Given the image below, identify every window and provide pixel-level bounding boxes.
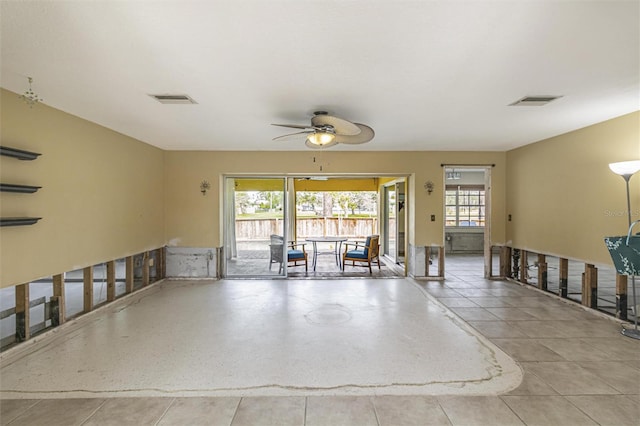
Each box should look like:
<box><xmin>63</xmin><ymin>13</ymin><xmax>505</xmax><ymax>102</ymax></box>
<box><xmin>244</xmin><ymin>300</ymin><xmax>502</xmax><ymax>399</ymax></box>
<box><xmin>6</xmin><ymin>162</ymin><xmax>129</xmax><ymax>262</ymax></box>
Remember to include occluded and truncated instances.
<box><xmin>445</xmin><ymin>185</ymin><xmax>485</xmax><ymax>227</ymax></box>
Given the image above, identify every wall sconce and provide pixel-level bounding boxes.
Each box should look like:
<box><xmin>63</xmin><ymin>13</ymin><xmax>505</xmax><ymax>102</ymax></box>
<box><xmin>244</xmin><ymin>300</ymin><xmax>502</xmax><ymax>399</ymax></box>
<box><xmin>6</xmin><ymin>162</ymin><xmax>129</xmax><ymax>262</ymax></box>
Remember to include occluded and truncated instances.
<box><xmin>200</xmin><ymin>180</ymin><xmax>211</xmax><ymax>195</ymax></box>
<box><xmin>424</xmin><ymin>181</ymin><xmax>434</xmax><ymax>195</ymax></box>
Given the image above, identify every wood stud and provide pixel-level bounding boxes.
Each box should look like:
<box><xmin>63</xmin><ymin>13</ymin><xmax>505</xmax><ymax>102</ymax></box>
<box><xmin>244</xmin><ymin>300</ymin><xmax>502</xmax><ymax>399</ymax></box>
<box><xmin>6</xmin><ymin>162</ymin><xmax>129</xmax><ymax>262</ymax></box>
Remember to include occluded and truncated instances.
<box><xmin>125</xmin><ymin>256</ymin><xmax>134</xmax><ymax>294</ymax></box>
<box><xmin>559</xmin><ymin>258</ymin><xmax>569</xmax><ymax>298</ymax></box>
<box><xmin>519</xmin><ymin>250</ymin><xmax>528</xmax><ymax>284</ymax></box>
<box><xmin>106</xmin><ymin>260</ymin><xmax>116</xmax><ymax>302</ymax></box>
<box><xmin>142</xmin><ymin>252</ymin><xmax>150</xmax><ymax>287</ymax></box>
<box><xmin>52</xmin><ymin>274</ymin><xmax>66</xmax><ymax>325</ymax></box>
<box><xmin>537</xmin><ymin>254</ymin><xmax>547</xmax><ymax>291</ymax></box>
<box><xmin>438</xmin><ymin>246</ymin><xmax>445</xmax><ymax>278</ymax></box>
<box><xmin>83</xmin><ymin>266</ymin><xmax>93</xmax><ymax>313</ymax></box>
<box><xmin>424</xmin><ymin>246</ymin><xmax>445</xmax><ymax>278</ymax></box>
<box><xmin>15</xmin><ymin>283</ymin><xmax>30</xmax><ymax>342</ymax></box>
<box><xmin>616</xmin><ymin>274</ymin><xmax>628</xmax><ymax>320</ymax></box>
<box><xmin>582</xmin><ymin>264</ymin><xmax>598</xmax><ymax>309</ymax></box>
<box><xmin>500</xmin><ymin>246</ymin><xmax>511</xmax><ymax>279</ymax></box>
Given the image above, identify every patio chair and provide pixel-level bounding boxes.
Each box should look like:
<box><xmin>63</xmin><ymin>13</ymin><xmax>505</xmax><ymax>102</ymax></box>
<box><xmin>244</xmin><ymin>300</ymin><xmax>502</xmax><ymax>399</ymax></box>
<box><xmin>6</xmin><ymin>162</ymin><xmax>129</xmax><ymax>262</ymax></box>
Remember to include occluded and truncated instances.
<box><xmin>269</xmin><ymin>234</ymin><xmax>284</xmax><ymax>272</ymax></box>
<box><xmin>287</xmin><ymin>241</ymin><xmax>308</xmax><ymax>272</ymax></box>
<box><xmin>269</xmin><ymin>235</ymin><xmax>308</xmax><ymax>273</ymax></box>
<box><xmin>342</xmin><ymin>235</ymin><xmax>380</xmax><ymax>273</ymax></box>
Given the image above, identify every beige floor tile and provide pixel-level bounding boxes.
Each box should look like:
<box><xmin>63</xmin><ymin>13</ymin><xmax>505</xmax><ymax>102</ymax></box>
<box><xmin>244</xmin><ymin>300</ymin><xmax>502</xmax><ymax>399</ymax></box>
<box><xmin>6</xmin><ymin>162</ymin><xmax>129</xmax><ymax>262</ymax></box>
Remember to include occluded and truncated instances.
<box><xmin>467</xmin><ymin>321</ymin><xmax>529</xmax><ymax>338</ymax></box>
<box><xmin>557</xmin><ymin>320</ymin><xmax>622</xmax><ymax>337</ymax></box>
<box><xmin>437</xmin><ymin>396</ymin><xmax>524</xmax><ymax>426</ymax></box>
<box><xmin>449</xmin><ymin>307</ymin><xmax>501</xmax><ymax>321</ymax></box>
<box><xmin>485</xmin><ymin>288</ymin><xmax>529</xmax><ymax>298</ymax></box>
<box><xmin>501</xmin><ymin>297</ymin><xmax>553</xmax><ymax>308</ymax></box>
<box><xmin>504</xmin><ymin>372</ymin><xmax>559</xmax><ymax>396</ymax></box>
<box><xmin>158</xmin><ymin>397</ymin><xmax>240</xmax><ymax>426</ymax></box>
<box><xmin>231</xmin><ymin>396</ymin><xmax>304</xmax><ymax>426</ymax></box>
<box><xmin>7</xmin><ymin>398</ymin><xmax>105</xmax><ymax>426</ymax></box>
<box><xmin>624</xmin><ymin>358</ymin><xmax>640</xmax><ymax>370</ymax></box>
<box><xmin>305</xmin><ymin>396</ymin><xmax>377</xmax><ymax>426</ymax></box>
<box><xmin>521</xmin><ymin>362</ymin><xmax>620</xmax><ymax>395</ymax></box>
<box><xmin>0</xmin><ymin>399</ymin><xmax>40</xmax><ymax>426</ymax></box>
<box><xmin>536</xmin><ymin>338</ymin><xmax>611</xmax><ymax>361</ymax></box>
<box><xmin>580</xmin><ymin>337</ymin><xmax>640</xmax><ymax>360</ymax></box>
<box><xmin>519</xmin><ymin>306</ymin><xmax>582</xmax><ymax>320</ymax></box>
<box><xmin>451</xmin><ymin>289</ymin><xmax>494</xmax><ymax>298</ymax></box>
<box><xmin>500</xmin><ymin>284</ymin><xmax>539</xmax><ymax>295</ymax></box>
<box><xmin>373</xmin><ymin>395</ymin><xmax>451</xmax><ymax>426</ymax></box>
<box><xmin>466</xmin><ymin>297</ymin><xmax>515</xmax><ymax>308</ymax></box>
<box><xmin>83</xmin><ymin>397</ymin><xmax>173</xmax><ymax>426</ymax></box>
<box><xmin>566</xmin><ymin>395</ymin><xmax>640</xmax><ymax>426</ymax></box>
<box><xmin>491</xmin><ymin>339</ymin><xmax>565</xmax><ymax>362</ymax></box>
<box><xmin>505</xmin><ymin>321</ymin><xmax>572</xmax><ymax>338</ymax></box>
<box><xmin>423</xmin><ymin>288</ymin><xmax>463</xmax><ymax>298</ymax></box>
<box><xmin>465</xmin><ymin>281</ymin><xmax>504</xmax><ymax>289</ymax></box>
<box><xmin>443</xmin><ymin>282</ymin><xmax>479</xmax><ymax>289</ymax></box>
<box><xmin>501</xmin><ymin>395</ymin><xmax>598</xmax><ymax>425</ymax></box>
<box><xmin>568</xmin><ymin>308</ymin><xmax>606</xmax><ymax>321</ymax></box>
<box><xmin>485</xmin><ymin>308</ymin><xmax>540</xmax><ymax>321</ymax></box>
<box><xmin>577</xmin><ymin>361</ymin><xmax>640</xmax><ymax>394</ymax></box>
<box><xmin>436</xmin><ymin>297</ymin><xmax>479</xmax><ymax>308</ymax></box>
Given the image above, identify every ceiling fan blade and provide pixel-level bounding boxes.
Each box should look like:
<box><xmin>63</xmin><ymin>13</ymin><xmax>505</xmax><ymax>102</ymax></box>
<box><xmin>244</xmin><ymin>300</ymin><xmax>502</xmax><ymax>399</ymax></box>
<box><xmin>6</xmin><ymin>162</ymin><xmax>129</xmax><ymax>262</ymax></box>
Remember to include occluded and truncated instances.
<box><xmin>334</xmin><ymin>123</ymin><xmax>375</xmax><ymax>144</ymax></box>
<box><xmin>271</xmin><ymin>123</ymin><xmax>315</xmax><ymax>130</ymax></box>
<box><xmin>305</xmin><ymin>139</ymin><xmax>339</xmax><ymax>149</ymax></box>
<box><xmin>311</xmin><ymin>115</ymin><xmax>361</xmax><ymax>136</ymax></box>
<box><xmin>272</xmin><ymin>131</ymin><xmax>311</xmax><ymax>141</ymax></box>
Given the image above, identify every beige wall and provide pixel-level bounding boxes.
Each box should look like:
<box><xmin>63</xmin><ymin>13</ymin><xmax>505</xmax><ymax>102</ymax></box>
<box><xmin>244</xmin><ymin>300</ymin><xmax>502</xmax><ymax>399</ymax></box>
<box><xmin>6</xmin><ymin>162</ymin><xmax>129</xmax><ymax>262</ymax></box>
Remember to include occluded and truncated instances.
<box><xmin>164</xmin><ymin>151</ymin><xmax>507</xmax><ymax>249</ymax></box>
<box><xmin>506</xmin><ymin>111</ymin><xmax>640</xmax><ymax>266</ymax></box>
<box><xmin>0</xmin><ymin>89</ymin><xmax>165</xmax><ymax>288</ymax></box>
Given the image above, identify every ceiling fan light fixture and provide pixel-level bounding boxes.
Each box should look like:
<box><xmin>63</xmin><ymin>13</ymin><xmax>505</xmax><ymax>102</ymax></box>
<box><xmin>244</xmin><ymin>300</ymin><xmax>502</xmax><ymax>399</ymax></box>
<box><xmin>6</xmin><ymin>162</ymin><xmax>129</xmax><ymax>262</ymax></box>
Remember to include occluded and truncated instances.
<box><xmin>306</xmin><ymin>131</ymin><xmax>336</xmax><ymax>146</ymax></box>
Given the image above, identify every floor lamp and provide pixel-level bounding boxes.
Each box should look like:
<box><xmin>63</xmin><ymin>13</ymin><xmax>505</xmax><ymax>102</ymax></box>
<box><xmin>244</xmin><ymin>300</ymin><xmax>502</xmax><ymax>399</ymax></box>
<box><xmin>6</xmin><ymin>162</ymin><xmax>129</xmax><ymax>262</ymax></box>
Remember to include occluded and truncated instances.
<box><xmin>609</xmin><ymin>160</ymin><xmax>640</xmax><ymax>340</ymax></box>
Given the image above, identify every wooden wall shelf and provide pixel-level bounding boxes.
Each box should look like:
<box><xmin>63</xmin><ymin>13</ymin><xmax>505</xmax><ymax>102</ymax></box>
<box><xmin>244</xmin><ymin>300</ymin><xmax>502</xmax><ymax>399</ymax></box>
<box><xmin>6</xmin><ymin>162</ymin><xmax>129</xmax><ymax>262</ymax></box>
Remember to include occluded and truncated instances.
<box><xmin>0</xmin><ymin>146</ymin><xmax>42</xmax><ymax>161</ymax></box>
<box><xmin>0</xmin><ymin>217</ymin><xmax>42</xmax><ymax>227</ymax></box>
<box><xmin>0</xmin><ymin>183</ymin><xmax>42</xmax><ymax>193</ymax></box>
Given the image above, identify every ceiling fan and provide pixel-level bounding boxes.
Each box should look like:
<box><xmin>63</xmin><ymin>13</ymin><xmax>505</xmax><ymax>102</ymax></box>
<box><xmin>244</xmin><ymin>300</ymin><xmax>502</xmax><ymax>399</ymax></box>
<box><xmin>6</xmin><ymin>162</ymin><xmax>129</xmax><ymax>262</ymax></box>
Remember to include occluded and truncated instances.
<box><xmin>272</xmin><ymin>111</ymin><xmax>374</xmax><ymax>149</ymax></box>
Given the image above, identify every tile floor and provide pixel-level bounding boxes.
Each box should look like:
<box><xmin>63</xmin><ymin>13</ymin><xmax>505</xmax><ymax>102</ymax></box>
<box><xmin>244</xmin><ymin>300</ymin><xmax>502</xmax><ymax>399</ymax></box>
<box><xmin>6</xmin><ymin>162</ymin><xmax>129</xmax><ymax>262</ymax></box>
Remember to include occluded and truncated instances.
<box><xmin>1</xmin><ymin>256</ymin><xmax>639</xmax><ymax>425</ymax></box>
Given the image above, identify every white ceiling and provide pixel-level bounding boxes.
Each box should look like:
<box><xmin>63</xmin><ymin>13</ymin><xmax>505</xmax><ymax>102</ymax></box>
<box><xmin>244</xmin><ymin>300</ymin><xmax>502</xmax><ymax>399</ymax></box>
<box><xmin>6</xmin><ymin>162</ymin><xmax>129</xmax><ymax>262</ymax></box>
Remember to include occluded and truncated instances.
<box><xmin>1</xmin><ymin>1</ymin><xmax>638</xmax><ymax>152</ymax></box>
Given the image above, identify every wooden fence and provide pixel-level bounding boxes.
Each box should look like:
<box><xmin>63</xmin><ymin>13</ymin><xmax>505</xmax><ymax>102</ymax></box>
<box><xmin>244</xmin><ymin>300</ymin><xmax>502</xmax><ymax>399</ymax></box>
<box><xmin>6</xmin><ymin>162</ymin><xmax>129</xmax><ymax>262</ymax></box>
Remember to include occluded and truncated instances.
<box><xmin>235</xmin><ymin>217</ymin><xmax>381</xmax><ymax>240</ymax></box>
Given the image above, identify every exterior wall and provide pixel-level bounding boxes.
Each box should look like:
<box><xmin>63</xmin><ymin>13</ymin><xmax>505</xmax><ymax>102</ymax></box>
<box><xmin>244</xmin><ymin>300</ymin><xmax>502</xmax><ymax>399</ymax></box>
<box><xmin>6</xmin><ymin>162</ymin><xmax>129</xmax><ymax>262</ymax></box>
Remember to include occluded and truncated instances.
<box><xmin>506</xmin><ymin>111</ymin><xmax>640</xmax><ymax>266</ymax></box>
<box><xmin>0</xmin><ymin>89</ymin><xmax>165</xmax><ymax>287</ymax></box>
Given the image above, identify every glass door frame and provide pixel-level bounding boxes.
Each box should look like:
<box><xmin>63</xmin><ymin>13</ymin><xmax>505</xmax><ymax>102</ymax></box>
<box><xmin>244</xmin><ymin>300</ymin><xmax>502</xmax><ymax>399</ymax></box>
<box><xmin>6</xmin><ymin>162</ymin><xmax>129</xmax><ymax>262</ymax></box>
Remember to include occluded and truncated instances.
<box><xmin>223</xmin><ymin>175</ymin><xmax>289</xmax><ymax>279</ymax></box>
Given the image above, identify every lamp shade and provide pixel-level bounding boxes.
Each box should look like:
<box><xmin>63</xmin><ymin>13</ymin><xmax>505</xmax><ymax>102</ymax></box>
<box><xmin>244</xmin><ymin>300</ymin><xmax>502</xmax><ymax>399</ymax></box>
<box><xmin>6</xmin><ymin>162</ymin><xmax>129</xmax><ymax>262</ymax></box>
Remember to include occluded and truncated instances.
<box><xmin>307</xmin><ymin>132</ymin><xmax>336</xmax><ymax>146</ymax></box>
<box><xmin>609</xmin><ymin>160</ymin><xmax>640</xmax><ymax>176</ymax></box>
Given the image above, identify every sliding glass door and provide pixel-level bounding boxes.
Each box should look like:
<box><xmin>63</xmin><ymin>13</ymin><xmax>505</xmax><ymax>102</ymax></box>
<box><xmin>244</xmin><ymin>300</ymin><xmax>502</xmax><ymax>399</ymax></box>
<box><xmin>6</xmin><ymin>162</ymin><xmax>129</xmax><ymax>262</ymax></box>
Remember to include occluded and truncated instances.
<box><xmin>224</xmin><ymin>177</ymin><xmax>287</xmax><ymax>278</ymax></box>
<box><xmin>382</xmin><ymin>180</ymin><xmax>406</xmax><ymax>265</ymax></box>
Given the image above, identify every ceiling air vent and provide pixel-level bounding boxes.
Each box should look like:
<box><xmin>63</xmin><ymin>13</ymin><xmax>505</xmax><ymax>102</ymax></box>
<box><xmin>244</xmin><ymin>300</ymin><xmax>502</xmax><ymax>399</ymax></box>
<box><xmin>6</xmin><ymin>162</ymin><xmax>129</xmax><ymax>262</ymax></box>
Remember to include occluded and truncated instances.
<box><xmin>509</xmin><ymin>95</ymin><xmax>562</xmax><ymax>106</ymax></box>
<box><xmin>149</xmin><ymin>94</ymin><xmax>197</xmax><ymax>104</ymax></box>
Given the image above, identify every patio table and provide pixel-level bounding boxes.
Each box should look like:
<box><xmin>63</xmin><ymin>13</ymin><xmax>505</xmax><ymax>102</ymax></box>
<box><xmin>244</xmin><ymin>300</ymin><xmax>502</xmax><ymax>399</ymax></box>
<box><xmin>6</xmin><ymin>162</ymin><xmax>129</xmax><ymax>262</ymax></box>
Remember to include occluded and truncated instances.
<box><xmin>305</xmin><ymin>236</ymin><xmax>348</xmax><ymax>271</ymax></box>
